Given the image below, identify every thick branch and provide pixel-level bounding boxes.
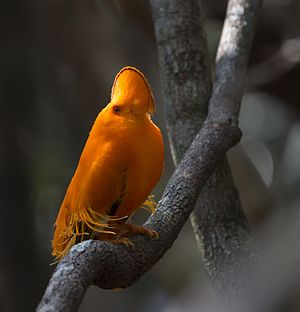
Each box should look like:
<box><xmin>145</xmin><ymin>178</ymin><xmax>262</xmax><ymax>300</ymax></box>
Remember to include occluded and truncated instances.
<box><xmin>148</xmin><ymin>0</ymin><xmax>211</xmax><ymax>162</ymax></box>
<box><xmin>209</xmin><ymin>0</ymin><xmax>263</xmax><ymax>122</ymax></box>
<box><xmin>196</xmin><ymin>1</ymin><xmax>262</xmax><ymax>306</ymax></box>
<box><xmin>150</xmin><ymin>0</ymin><xmax>261</xmax><ymax>309</ymax></box>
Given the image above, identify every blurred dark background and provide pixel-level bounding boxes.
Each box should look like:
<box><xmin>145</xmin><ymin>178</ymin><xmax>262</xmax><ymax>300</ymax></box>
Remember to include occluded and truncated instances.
<box><xmin>1</xmin><ymin>0</ymin><xmax>300</xmax><ymax>311</ymax></box>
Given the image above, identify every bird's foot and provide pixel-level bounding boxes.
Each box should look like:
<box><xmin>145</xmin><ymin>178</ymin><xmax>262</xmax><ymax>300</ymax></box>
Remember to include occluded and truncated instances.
<box><xmin>111</xmin><ymin>237</ymin><xmax>135</xmax><ymax>249</ymax></box>
<box><xmin>94</xmin><ymin>224</ymin><xmax>159</xmax><ymax>249</ymax></box>
<box><xmin>94</xmin><ymin>233</ymin><xmax>135</xmax><ymax>249</ymax></box>
<box><xmin>119</xmin><ymin>223</ymin><xmax>159</xmax><ymax>239</ymax></box>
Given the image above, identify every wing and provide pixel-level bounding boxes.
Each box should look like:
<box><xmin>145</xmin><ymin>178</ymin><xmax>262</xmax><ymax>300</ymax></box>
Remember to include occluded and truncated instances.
<box><xmin>52</xmin><ymin>137</ymin><xmax>127</xmax><ymax>261</ymax></box>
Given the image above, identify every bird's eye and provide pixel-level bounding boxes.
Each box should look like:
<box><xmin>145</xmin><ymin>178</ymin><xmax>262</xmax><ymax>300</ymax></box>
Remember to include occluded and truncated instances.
<box><xmin>113</xmin><ymin>105</ymin><xmax>121</xmax><ymax>113</ymax></box>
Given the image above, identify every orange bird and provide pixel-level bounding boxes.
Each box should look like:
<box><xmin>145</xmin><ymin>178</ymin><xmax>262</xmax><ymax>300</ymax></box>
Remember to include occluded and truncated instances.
<box><xmin>52</xmin><ymin>66</ymin><xmax>164</xmax><ymax>260</ymax></box>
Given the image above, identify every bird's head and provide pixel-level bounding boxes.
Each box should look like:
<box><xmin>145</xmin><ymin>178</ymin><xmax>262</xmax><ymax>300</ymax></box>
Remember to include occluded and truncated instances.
<box><xmin>108</xmin><ymin>66</ymin><xmax>155</xmax><ymax>118</ymax></box>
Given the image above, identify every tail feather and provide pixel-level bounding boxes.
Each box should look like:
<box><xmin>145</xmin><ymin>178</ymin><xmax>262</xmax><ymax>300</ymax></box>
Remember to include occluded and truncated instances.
<box><xmin>52</xmin><ymin>195</ymin><xmax>157</xmax><ymax>262</ymax></box>
<box><xmin>52</xmin><ymin>206</ymin><xmax>123</xmax><ymax>261</ymax></box>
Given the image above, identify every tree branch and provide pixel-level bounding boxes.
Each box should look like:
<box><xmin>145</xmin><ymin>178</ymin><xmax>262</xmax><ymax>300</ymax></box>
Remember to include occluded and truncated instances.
<box><xmin>37</xmin><ymin>0</ymin><xmax>261</xmax><ymax>311</ymax></box>
<box><xmin>147</xmin><ymin>0</ymin><xmax>212</xmax><ymax>161</ymax></box>
<box><xmin>195</xmin><ymin>1</ymin><xmax>262</xmax><ymax>307</ymax></box>
<box><xmin>150</xmin><ymin>0</ymin><xmax>261</xmax><ymax>309</ymax></box>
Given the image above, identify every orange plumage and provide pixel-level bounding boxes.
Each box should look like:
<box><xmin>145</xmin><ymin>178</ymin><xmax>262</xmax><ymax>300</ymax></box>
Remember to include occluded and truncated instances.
<box><xmin>52</xmin><ymin>66</ymin><xmax>164</xmax><ymax>260</ymax></box>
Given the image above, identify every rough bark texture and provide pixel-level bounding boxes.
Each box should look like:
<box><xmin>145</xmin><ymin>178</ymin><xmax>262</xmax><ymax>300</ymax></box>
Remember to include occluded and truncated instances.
<box><xmin>150</xmin><ymin>0</ymin><xmax>261</xmax><ymax>309</ymax></box>
<box><xmin>195</xmin><ymin>1</ymin><xmax>262</xmax><ymax>307</ymax></box>
<box><xmin>147</xmin><ymin>0</ymin><xmax>211</xmax><ymax>160</ymax></box>
<box><xmin>37</xmin><ymin>0</ymin><xmax>262</xmax><ymax>311</ymax></box>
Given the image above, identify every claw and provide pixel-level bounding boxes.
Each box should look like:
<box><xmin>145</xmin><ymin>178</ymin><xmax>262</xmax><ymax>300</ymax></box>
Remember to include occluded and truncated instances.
<box><xmin>120</xmin><ymin>224</ymin><xmax>159</xmax><ymax>240</ymax></box>
<box><xmin>147</xmin><ymin>229</ymin><xmax>159</xmax><ymax>239</ymax></box>
<box><xmin>94</xmin><ymin>223</ymin><xmax>158</xmax><ymax>249</ymax></box>
<box><xmin>113</xmin><ymin>237</ymin><xmax>134</xmax><ymax>249</ymax></box>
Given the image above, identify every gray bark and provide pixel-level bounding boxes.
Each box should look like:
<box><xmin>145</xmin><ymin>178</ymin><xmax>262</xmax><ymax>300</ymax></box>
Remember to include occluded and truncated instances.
<box><xmin>149</xmin><ymin>0</ymin><xmax>261</xmax><ymax>309</ymax></box>
<box><xmin>193</xmin><ymin>0</ymin><xmax>263</xmax><ymax>307</ymax></box>
<box><xmin>148</xmin><ymin>0</ymin><xmax>211</xmax><ymax>161</ymax></box>
<box><xmin>37</xmin><ymin>0</ymin><xmax>262</xmax><ymax>311</ymax></box>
